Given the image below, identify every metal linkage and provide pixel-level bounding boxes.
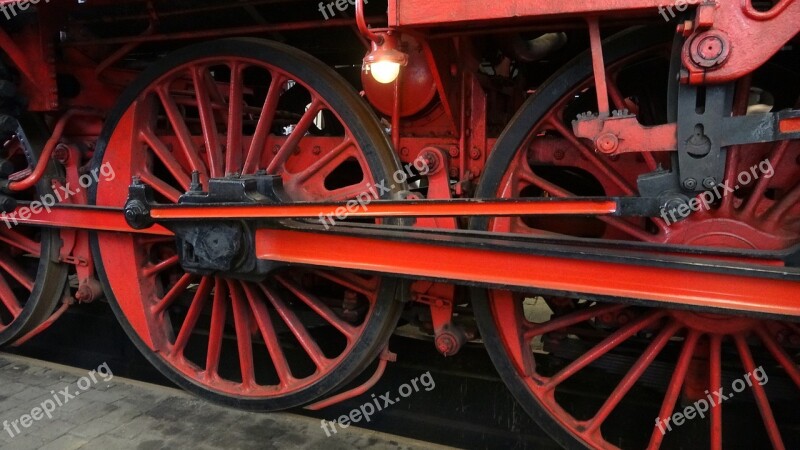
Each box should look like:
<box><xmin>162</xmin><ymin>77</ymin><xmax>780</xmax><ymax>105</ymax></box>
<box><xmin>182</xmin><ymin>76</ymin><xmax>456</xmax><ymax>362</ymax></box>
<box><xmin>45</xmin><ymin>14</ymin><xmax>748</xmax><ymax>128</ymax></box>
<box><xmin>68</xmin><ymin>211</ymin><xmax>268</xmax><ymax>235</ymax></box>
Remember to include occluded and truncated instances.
<box><xmin>573</xmin><ymin>105</ymin><xmax>800</xmax><ymax>191</ymax></box>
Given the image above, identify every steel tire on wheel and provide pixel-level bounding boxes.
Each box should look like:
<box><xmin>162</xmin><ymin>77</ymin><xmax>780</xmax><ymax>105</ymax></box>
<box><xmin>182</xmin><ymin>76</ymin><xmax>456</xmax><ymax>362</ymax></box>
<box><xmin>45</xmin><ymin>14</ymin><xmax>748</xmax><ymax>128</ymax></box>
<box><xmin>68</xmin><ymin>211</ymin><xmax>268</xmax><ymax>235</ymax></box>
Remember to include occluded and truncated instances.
<box><xmin>472</xmin><ymin>27</ymin><xmax>800</xmax><ymax>449</ymax></box>
<box><xmin>91</xmin><ymin>38</ymin><xmax>404</xmax><ymax>410</ymax></box>
<box><xmin>0</xmin><ymin>116</ymin><xmax>68</xmax><ymax>347</ymax></box>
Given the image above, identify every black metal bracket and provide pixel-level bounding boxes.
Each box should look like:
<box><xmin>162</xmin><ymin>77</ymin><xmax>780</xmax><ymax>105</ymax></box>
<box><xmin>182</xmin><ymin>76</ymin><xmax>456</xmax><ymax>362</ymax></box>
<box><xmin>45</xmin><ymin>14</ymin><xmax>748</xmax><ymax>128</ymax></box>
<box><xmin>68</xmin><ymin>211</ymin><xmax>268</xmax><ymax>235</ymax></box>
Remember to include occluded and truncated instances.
<box><xmin>676</xmin><ymin>83</ymin><xmax>735</xmax><ymax>192</ymax></box>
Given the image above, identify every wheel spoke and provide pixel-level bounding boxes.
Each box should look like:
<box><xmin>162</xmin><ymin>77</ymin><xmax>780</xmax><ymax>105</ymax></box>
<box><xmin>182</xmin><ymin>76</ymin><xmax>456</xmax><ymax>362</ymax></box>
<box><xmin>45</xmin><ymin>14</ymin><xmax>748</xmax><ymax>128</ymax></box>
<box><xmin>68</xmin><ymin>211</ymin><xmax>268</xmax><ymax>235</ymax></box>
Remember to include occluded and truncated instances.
<box><xmin>226</xmin><ymin>62</ymin><xmax>244</xmax><ymax>174</ymax></box>
<box><xmin>324</xmin><ymin>179</ymin><xmax>374</xmax><ymax>203</ymax></box>
<box><xmin>290</xmin><ymin>138</ymin><xmax>356</xmax><ymax>191</ymax></box>
<box><xmin>740</xmin><ymin>140</ymin><xmax>791</xmax><ymax>218</ymax></box>
<box><xmin>205</xmin><ymin>277</ymin><xmax>228</xmax><ymax>380</ymax></box>
<box><xmin>547</xmin><ymin>117</ymin><xmax>636</xmax><ymax>195</ymax></box>
<box><xmin>545</xmin><ymin>310</ymin><xmax>666</xmax><ymax>388</ymax></box>
<box><xmin>517</xmin><ymin>160</ymin><xmax>658</xmax><ymax>241</ymax></box>
<box><xmin>275</xmin><ymin>275</ymin><xmax>357</xmax><ymax>341</ymax></box>
<box><xmin>152</xmin><ymin>273</ymin><xmax>193</xmax><ymax>315</ymax></box>
<box><xmin>0</xmin><ymin>274</ymin><xmax>22</xmax><ymax>317</ymax></box>
<box><xmin>259</xmin><ymin>283</ymin><xmax>332</xmax><ymax>371</ymax></box>
<box><xmin>309</xmin><ymin>270</ymin><xmax>378</xmax><ymax>300</ymax></box>
<box><xmin>709</xmin><ymin>333</ymin><xmax>723</xmax><ymax>450</ymax></box>
<box><xmin>140</xmin><ymin>128</ymin><xmax>192</xmax><ymax>191</ymax></box>
<box><xmin>157</xmin><ymin>84</ymin><xmax>208</xmax><ymax>179</ymax></box>
<box><xmin>139</xmin><ymin>170</ymin><xmax>183</xmax><ymax>203</ymax></box>
<box><xmin>267</xmin><ymin>98</ymin><xmax>323</xmax><ymax>175</ymax></box>
<box><xmin>171</xmin><ymin>276</ymin><xmax>212</xmax><ymax>356</ymax></box>
<box><xmin>0</xmin><ymin>254</ymin><xmax>34</xmax><ymax>291</ymax></box>
<box><xmin>192</xmin><ymin>65</ymin><xmax>224</xmax><ymax>177</ymax></box>
<box><xmin>244</xmin><ymin>73</ymin><xmax>285</xmax><ymax>174</ymax></box>
<box><xmin>523</xmin><ymin>303</ymin><xmax>626</xmax><ymax>341</ymax></box>
<box><xmin>242</xmin><ymin>283</ymin><xmax>295</xmax><ymax>385</ymax></box>
<box><xmin>0</xmin><ymin>229</ymin><xmax>39</xmax><ymax>255</ymax></box>
<box><xmin>765</xmin><ymin>176</ymin><xmax>800</xmax><ymax>224</ymax></box>
<box><xmin>733</xmin><ymin>334</ymin><xmax>785</xmax><ymax>450</ymax></box>
<box><xmin>754</xmin><ymin>325</ymin><xmax>800</xmax><ymax>389</ymax></box>
<box><xmin>228</xmin><ymin>281</ymin><xmax>256</xmax><ymax>389</ymax></box>
<box><xmin>142</xmin><ymin>255</ymin><xmax>180</xmax><ymax>278</ymax></box>
<box><xmin>648</xmin><ymin>331</ymin><xmax>701</xmax><ymax>449</ymax></box>
<box><xmin>585</xmin><ymin>320</ymin><xmax>683</xmax><ymax>433</ymax></box>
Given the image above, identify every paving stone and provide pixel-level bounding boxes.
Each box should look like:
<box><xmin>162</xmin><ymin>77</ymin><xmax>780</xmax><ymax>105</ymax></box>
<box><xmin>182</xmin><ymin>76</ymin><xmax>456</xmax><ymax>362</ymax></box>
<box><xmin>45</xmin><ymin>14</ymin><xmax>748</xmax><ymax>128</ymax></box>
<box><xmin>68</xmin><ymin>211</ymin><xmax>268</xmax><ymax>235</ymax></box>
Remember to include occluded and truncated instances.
<box><xmin>7</xmin><ymin>386</ymin><xmax>46</xmax><ymax>402</ymax></box>
<box><xmin>0</xmin><ymin>383</ymin><xmax>27</xmax><ymax>398</ymax></box>
<box><xmin>63</xmin><ymin>400</ymin><xmax>120</xmax><ymax>425</ymax></box>
<box><xmin>73</xmin><ymin>383</ymin><xmax>128</xmax><ymax>404</ymax></box>
<box><xmin>38</xmin><ymin>433</ymin><xmax>88</xmax><ymax>450</ymax></box>
<box><xmin>67</xmin><ymin>415</ymin><xmax>123</xmax><ymax>440</ymax></box>
<box><xmin>0</xmin><ymin>354</ymin><xmax>449</xmax><ymax>450</ymax></box>
<box><xmin>4</xmin><ymin>419</ymin><xmax>76</xmax><ymax>443</ymax></box>
<box><xmin>0</xmin><ymin>432</ymin><xmax>47</xmax><ymax>450</ymax></box>
<box><xmin>79</xmin><ymin>433</ymin><xmax>136</xmax><ymax>449</ymax></box>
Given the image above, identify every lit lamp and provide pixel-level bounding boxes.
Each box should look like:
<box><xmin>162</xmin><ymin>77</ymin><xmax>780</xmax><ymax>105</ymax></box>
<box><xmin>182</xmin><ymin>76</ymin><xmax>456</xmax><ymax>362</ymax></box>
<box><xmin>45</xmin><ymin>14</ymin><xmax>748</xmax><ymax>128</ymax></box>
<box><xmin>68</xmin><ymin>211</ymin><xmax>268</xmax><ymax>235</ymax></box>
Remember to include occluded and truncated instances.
<box><xmin>363</xmin><ymin>34</ymin><xmax>409</xmax><ymax>84</ymax></box>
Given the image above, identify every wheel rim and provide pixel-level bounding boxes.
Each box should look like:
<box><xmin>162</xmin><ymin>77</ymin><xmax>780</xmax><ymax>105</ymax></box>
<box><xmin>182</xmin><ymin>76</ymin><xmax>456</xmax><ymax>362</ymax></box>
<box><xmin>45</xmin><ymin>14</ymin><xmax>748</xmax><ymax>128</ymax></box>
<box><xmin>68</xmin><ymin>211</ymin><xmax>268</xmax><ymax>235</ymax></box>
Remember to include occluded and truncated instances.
<box><xmin>0</xmin><ymin>123</ymin><xmax>67</xmax><ymax>346</ymax></box>
<box><xmin>473</xmin><ymin>28</ymin><xmax>800</xmax><ymax>449</ymax></box>
<box><xmin>93</xmin><ymin>39</ymin><xmax>402</xmax><ymax>408</ymax></box>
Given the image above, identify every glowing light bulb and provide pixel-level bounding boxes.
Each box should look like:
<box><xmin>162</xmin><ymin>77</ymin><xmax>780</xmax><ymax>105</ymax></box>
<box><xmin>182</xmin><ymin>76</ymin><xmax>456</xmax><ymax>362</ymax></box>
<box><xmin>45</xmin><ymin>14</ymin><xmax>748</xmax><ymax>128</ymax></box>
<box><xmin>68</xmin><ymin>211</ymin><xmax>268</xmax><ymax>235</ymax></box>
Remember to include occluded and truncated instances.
<box><xmin>369</xmin><ymin>60</ymin><xmax>401</xmax><ymax>84</ymax></box>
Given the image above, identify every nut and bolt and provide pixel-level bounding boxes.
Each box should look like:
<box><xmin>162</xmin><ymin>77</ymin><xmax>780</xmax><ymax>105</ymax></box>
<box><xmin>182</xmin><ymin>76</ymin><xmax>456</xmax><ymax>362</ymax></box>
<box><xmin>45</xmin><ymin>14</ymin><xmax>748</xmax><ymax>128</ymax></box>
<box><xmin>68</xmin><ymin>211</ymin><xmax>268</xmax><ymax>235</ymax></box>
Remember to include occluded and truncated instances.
<box><xmin>595</xmin><ymin>133</ymin><xmax>619</xmax><ymax>154</ymax></box>
<box><xmin>419</xmin><ymin>150</ymin><xmax>441</xmax><ymax>174</ymax></box>
<box><xmin>52</xmin><ymin>145</ymin><xmax>70</xmax><ymax>164</ymax></box>
<box><xmin>691</xmin><ymin>32</ymin><xmax>730</xmax><ymax>68</ymax></box>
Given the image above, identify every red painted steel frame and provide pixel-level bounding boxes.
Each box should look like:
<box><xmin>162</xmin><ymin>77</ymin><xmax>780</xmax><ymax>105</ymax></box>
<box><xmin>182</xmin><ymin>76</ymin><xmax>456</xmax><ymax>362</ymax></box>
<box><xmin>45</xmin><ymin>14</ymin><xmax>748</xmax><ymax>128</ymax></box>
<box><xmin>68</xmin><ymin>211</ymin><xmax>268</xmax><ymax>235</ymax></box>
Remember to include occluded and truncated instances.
<box><xmin>255</xmin><ymin>228</ymin><xmax>800</xmax><ymax>317</ymax></box>
<box><xmin>388</xmin><ymin>0</ymin><xmax>702</xmax><ymax>26</ymax></box>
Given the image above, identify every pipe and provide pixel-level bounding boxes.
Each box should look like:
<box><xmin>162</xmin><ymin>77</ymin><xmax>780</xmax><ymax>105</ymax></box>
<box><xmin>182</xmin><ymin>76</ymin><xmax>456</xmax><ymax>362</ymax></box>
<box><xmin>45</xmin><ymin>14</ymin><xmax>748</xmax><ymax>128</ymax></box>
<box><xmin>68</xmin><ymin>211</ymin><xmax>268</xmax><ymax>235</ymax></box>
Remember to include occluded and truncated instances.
<box><xmin>355</xmin><ymin>0</ymin><xmax>382</xmax><ymax>43</ymax></box>
<box><xmin>8</xmin><ymin>109</ymin><xmax>103</xmax><ymax>192</ymax></box>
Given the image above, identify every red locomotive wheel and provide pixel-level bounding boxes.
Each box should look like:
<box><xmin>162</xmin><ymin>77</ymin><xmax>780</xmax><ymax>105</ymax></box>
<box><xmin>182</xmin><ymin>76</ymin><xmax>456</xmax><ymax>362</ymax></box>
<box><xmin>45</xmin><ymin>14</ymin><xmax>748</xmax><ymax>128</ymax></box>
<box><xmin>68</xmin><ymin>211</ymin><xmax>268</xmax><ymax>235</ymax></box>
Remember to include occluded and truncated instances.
<box><xmin>473</xmin><ymin>28</ymin><xmax>800</xmax><ymax>448</ymax></box>
<box><xmin>91</xmin><ymin>39</ymin><xmax>404</xmax><ymax>409</ymax></box>
<box><xmin>0</xmin><ymin>119</ymin><xmax>68</xmax><ymax>346</ymax></box>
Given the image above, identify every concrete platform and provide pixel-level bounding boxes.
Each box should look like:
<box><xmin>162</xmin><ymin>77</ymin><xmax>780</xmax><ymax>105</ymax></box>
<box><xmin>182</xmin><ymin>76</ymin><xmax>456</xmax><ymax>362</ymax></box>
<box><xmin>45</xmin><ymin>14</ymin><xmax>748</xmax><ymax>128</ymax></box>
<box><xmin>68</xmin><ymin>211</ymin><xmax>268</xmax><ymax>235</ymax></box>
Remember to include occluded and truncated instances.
<box><xmin>0</xmin><ymin>353</ymin><xmax>453</xmax><ymax>450</ymax></box>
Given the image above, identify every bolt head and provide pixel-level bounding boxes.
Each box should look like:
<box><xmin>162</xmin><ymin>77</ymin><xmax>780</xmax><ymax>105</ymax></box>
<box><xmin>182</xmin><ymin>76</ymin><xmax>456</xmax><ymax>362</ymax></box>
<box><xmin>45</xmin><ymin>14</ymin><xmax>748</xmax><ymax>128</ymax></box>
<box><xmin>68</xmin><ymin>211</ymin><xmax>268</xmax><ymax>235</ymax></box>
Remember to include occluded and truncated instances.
<box><xmin>703</xmin><ymin>177</ymin><xmax>716</xmax><ymax>189</ymax></box>
<box><xmin>690</xmin><ymin>31</ymin><xmax>730</xmax><ymax>68</ymax></box>
<box><xmin>683</xmin><ymin>178</ymin><xmax>698</xmax><ymax>190</ymax></box>
<box><xmin>595</xmin><ymin>133</ymin><xmax>619</xmax><ymax>154</ymax></box>
<box><xmin>697</xmin><ymin>36</ymin><xmax>723</xmax><ymax>60</ymax></box>
<box><xmin>435</xmin><ymin>334</ymin><xmax>458</xmax><ymax>356</ymax></box>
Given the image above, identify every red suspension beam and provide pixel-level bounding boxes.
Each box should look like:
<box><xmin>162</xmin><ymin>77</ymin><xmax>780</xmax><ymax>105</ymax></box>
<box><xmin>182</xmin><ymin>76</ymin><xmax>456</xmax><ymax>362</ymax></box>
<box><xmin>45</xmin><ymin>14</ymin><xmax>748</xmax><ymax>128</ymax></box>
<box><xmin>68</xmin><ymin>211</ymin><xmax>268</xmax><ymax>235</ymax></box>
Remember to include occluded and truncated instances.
<box><xmin>256</xmin><ymin>228</ymin><xmax>800</xmax><ymax>318</ymax></box>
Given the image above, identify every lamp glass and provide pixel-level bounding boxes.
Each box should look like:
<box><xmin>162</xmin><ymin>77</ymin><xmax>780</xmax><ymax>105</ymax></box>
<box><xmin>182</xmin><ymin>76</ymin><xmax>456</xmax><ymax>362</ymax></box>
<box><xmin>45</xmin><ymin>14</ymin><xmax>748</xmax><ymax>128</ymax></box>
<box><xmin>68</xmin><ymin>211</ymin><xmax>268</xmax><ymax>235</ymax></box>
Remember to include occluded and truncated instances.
<box><xmin>369</xmin><ymin>60</ymin><xmax>401</xmax><ymax>84</ymax></box>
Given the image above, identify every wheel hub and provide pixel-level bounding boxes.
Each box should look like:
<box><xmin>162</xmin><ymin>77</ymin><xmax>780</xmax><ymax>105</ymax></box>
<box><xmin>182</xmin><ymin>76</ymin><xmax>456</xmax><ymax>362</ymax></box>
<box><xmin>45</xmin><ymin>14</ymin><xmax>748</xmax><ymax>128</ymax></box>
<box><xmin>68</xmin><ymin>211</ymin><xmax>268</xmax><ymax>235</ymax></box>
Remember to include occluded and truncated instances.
<box><xmin>666</xmin><ymin>216</ymin><xmax>795</xmax><ymax>250</ymax></box>
<box><xmin>670</xmin><ymin>310</ymin><xmax>756</xmax><ymax>334</ymax></box>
